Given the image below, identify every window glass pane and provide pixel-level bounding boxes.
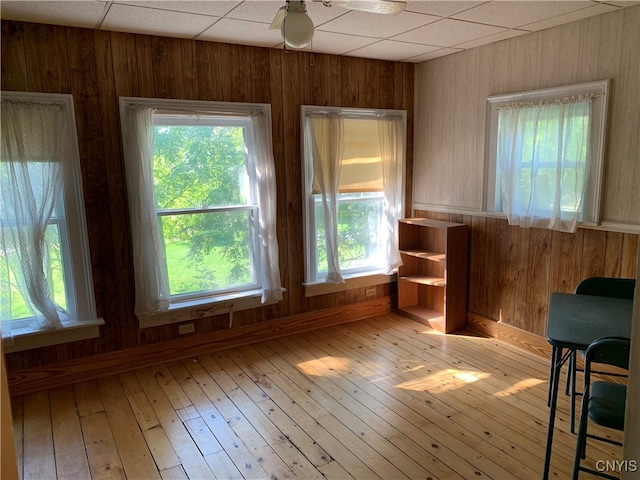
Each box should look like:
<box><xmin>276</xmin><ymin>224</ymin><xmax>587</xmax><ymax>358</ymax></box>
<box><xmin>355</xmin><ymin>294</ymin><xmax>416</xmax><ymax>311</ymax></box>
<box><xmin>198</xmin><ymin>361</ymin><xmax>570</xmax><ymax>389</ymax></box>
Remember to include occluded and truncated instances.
<box><xmin>151</xmin><ymin>119</ymin><xmax>260</xmax><ymax>299</ymax></box>
<box><xmin>314</xmin><ymin>192</ymin><xmax>384</xmax><ymax>275</ymax></box>
<box><xmin>489</xmin><ymin>82</ymin><xmax>605</xmax><ymax>229</ymax></box>
<box><xmin>1</xmin><ymin>223</ymin><xmax>67</xmax><ymax>321</ymax></box>
<box><xmin>153</xmin><ymin>125</ymin><xmax>250</xmax><ymax>209</ymax></box>
<box><xmin>340</xmin><ymin>118</ymin><xmax>382</xmax><ymax>192</ymax></box>
<box><xmin>159</xmin><ymin>210</ymin><xmax>255</xmax><ymax>296</ymax></box>
<box><xmin>501</xmin><ymin>107</ymin><xmax>589</xmax><ymax>215</ymax></box>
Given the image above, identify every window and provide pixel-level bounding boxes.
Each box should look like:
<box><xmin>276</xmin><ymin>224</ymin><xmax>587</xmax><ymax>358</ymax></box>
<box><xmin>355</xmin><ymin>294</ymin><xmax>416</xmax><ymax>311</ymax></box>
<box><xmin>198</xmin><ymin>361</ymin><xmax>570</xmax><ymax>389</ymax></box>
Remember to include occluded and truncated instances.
<box><xmin>1</xmin><ymin>92</ymin><xmax>101</xmax><ymax>352</ymax></box>
<box><xmin>153</xmin><ymin>114</ymin><xmax>260</xmax><ymax>298</ymax></box>
<box><xmin>119</xmin><ymin>98</ymin><xmax>281</xmax><ymax>323</ymax></box>
<box><xmin>302</xmin><ymin>106</ymin><xmax>406</xmax><ymax>287</ymax></box>
<box><xmin>484</xmin><ymin>80</ymin><xmax>609</xmax><ymax>232</ymax></box>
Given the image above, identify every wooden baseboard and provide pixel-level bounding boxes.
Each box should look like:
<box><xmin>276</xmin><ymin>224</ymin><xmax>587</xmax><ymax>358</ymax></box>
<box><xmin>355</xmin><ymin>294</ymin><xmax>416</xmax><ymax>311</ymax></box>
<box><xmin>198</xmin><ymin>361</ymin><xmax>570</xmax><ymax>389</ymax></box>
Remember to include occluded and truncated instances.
<box><xmin>466</xmin><ymin>312</ymin><xmax>551</xmax><ymax>359</ymax></box>
<box><xmin>8</xmin><ymin>296</ymin><xmax>394</xmax><ymax>397</ymax></box>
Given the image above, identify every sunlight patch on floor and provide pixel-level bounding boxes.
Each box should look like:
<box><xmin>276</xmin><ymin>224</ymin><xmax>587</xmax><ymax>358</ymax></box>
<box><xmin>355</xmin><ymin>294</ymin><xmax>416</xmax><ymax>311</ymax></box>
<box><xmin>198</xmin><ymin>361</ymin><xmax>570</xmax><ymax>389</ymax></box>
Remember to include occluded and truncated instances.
<box><xmin>297</xmin><ymin>356</ymin><xmax>351</xmax><ymax>376</ymax></box>
<box><xmin>493</xmin><ymin>377</ymin><xmax>545</xmax><ymax>397</ymax></box>
<box><xmin>394</xmin><ymin>368</ymin><xmax>490</xmax><ymax>394</ymax></box>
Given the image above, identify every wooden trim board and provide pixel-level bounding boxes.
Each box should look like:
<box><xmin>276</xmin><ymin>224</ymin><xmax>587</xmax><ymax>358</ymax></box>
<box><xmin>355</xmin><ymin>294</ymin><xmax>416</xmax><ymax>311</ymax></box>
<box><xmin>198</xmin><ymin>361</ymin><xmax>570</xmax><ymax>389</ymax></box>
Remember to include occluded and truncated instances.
<box><xmin>7</xmin><ymin>296</ymin><xmax>394</xmax><ymax>396</ymax></box>
<box><xmin>466</xmin><ymin>311</ymin><xmax>551</xmax><ymax>359</ymax></box>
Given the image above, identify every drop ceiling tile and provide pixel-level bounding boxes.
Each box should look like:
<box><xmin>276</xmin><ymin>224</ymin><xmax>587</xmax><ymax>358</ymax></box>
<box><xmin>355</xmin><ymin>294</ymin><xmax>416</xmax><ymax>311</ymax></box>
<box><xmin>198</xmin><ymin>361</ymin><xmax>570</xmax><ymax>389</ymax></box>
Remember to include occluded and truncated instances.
<box><xmin>347</xmin><ymin>40</ymin><xmax>441</xmax><ymax>61</ymax></box>
<box><xmin>520</xmin><ymin>3</ymin><xmax>620</xmax><ymax>31</ymax></box>
<box><xmin>225</xmin><ymin>1</ymin><xmax>289</xmax><ymax>23</ymax></box>
<box><xmin>114</xmin><ymin>1</ymin><xmax>241</xmax><ymax>17</ymax></box>
<box><xmin>405</xmin><ymin>1</ymin><xmax>487</xmax><ymax>18</ymax></box>
<box><xmin>225</xmin><ymin>0</ymin><xmax>347</xmax><ymax>25</ymax></box>
<box><xmin>453</xmin><ymin>28</ymin><xmax>529</xmax><ymax>49</ymax></box>
<box><xmin>299</xmin><ymin>31</ymin><xmax>378</xmax><ymax>55</ymax></box>
<box><xmin>394</xmin><ymin>18</ymin><xmax>506</xmax><ymax>47</ymax></box>
<box><xmin>198</xmin><ymin>18</ymin><xmax>282</xmax><ymax>47</ymax></box>
<box><xmin>318</xmin><ymin>10</ymin><xmax>441</xmax><ymax>38</ymax></box>
<box><xmin>101</xmin><ymin>3</ymin><xmax>218</xmax><ymax>37</ymax></box>
<box><xmin>406</xmin><ymin>47</ymin><xmax>464</xmax><ymax>63</ymax></box>
<box><xmin>451</xmin><ymin>1</ymin><xmax>594</xmax><ymax>29</ymax></box>
<box><xmin>0</xmin><ymin>1</ymin><xmax>109</xmax><ymax>29</ymax></box>
<box><xmin>305</xmin><ymin>1</ymin><xmax>354</xmax><ymax>26</ymax></box>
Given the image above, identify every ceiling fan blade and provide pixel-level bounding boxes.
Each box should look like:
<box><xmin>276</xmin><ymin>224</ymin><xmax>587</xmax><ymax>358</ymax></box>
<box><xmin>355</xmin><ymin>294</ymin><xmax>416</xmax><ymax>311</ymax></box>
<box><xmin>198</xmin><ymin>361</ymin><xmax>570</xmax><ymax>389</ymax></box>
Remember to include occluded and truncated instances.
<box><xmin>270</xmin><ymin>6</ymin><xmax>287</xmax><ymax>30</ymax></box>
<box><xmin>335</xmin><ymin>0</ymin><xmax>406</xmax><ymax>14</ymax></box>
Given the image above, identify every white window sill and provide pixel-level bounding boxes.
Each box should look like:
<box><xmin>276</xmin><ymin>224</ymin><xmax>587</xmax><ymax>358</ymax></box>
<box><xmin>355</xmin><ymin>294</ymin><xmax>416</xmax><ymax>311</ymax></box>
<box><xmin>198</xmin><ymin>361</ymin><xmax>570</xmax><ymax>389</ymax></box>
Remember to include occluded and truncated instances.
<box><xmin>138</xmin><ymin>288</ymin><xmax>285</xmax><ymax>329</ymax></box>
<box><xmin>303</xmin><ymin>272</ymin><xmax>396</xmax><ymax>297</ymax></box>
<box><xmin>2</xmin><ymin>318</ymin><xmax>104</xmax><ymax>354</ymax></box>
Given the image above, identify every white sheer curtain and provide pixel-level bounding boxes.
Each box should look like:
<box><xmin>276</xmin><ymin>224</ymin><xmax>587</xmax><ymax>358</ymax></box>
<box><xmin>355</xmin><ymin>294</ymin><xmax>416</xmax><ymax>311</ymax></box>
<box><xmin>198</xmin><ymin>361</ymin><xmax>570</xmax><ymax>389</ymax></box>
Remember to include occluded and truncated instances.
<box><xmin>497</xmin><ymin>96</ymin><xmax>592</xmax><ymax>233</ymax></box>
<box><xmin>121</xmin><ymin>105</ymin><xmax>171</xmax><ymax>316</ymax></box>
<box><xmin>306</xmin><ymin>112</ymin><xmax>345</xmax><ymax>284</ymax></box>
<box><xmin>249</xmin><ymin>111</ymin><xmax>282</xmax><ymax>303</ymax></box>
<box><xmin>1</xmin><ymin>100</ymin><xmax>67</xmax><ymax>337</ymax></box>
<box><xmin>377</xmin><ymin>114</ymin><xmax>404</xmax><ymax>274</ymax></box>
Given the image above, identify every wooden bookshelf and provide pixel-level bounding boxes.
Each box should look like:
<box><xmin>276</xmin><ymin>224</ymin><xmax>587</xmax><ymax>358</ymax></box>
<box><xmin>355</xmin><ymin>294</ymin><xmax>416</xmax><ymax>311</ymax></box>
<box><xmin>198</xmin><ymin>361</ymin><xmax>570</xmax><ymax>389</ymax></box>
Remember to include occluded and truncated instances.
<box><xmin>397</xmin><ymin>218</ymin><xmax>469</xmax><ymax>333</ymax></box>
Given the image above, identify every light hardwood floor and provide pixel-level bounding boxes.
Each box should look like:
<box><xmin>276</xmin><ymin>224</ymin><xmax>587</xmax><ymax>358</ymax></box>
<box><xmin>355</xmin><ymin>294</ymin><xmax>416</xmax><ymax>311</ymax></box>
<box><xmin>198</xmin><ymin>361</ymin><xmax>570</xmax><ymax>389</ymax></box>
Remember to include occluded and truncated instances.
<box><xmin>10</xmin><ymin>313</ymin><xmax>623</xmax><ymax>479</ymax></box>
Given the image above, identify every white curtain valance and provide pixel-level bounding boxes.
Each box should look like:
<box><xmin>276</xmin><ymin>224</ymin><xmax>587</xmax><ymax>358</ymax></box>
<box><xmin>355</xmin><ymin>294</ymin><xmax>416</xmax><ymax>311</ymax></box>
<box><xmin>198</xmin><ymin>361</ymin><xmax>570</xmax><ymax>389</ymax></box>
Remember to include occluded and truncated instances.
<box><xmin>492</xmin><ymin>93</ymin><xmax>596</xmax><ymax>111</ymax></box>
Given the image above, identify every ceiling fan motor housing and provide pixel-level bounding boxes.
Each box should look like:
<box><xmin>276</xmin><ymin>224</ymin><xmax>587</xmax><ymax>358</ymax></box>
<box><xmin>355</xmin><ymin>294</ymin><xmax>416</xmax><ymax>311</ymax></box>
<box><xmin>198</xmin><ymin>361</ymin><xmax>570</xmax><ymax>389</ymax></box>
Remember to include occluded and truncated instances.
<box><xmin>282</xmin><ymin>1</ymin><xmax>315</xmax><ymax>48</ymax></box>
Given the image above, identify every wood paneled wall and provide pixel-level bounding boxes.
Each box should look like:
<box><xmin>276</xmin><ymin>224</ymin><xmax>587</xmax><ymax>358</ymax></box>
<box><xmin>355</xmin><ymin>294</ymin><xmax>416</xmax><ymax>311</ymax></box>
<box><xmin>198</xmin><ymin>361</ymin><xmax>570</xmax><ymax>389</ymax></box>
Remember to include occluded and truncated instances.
<box><xmin>415</xmin><ymin>210</ymin><xmax>638</xmax><ymax>336</ymax></box>
<box><xmin>1</xmin><ymin>21</ymin><xmax>414</xmax><ymax>372</ymax></box>
<box><xmin>411</xmin><ymin>6</ymin><xmax>639</xmax><ymax>337</ymax></box>
<box><xmin>413</xmin><ymin>6</ymin><xmax>640</xmax><ymax>226</ymax></box>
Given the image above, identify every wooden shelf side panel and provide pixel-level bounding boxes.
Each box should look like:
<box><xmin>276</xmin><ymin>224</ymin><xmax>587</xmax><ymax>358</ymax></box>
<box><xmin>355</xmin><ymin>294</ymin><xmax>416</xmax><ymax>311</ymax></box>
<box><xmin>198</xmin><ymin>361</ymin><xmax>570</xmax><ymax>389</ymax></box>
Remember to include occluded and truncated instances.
<box><xmin>443</xmin><ymin>224</ymin><xmax>469</xmax><ymax>333</ymax></box>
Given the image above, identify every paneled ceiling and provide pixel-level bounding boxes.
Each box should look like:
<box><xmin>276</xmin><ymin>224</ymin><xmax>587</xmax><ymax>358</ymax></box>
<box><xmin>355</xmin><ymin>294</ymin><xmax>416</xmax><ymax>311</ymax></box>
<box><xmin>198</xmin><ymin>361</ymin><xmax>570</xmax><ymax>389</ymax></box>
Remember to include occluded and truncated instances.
<box><xmin>1</xmin><ymin>1</ymin><xmax>638</xmax><ymax>63</ymax></box>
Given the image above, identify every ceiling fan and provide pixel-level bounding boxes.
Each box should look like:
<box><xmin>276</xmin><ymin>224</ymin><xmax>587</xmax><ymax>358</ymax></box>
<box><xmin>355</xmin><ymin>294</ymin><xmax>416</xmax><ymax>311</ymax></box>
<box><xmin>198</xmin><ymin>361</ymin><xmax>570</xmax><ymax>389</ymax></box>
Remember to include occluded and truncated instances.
<box><xmin>270</xmin><ymin>0</ymin><xmax>407</xmax><ymax>49</ymax></box>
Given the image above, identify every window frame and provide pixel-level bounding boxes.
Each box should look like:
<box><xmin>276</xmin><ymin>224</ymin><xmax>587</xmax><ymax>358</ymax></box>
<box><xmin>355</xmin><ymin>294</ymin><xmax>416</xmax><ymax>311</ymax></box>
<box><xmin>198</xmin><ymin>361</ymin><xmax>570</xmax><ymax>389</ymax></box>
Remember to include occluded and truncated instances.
<box><xmin>301</xmin><ymin>105</ymin><xmax>406</xmax><ymax>290</ymax></box>
<box><xmin>483</xmin><ymin>79</ymin><xmax>609</xmax><ymax>226</ymax></box>
<box><xmin>151</xmin><ymin>113</ymin><xmax>261</xmax><ymax>302</ymax></box>
<box><xmin>119</xmin><ymin>97</ymin><xmax>280</xmax><ymax>327</ymax></box>
<box><xmin>1</xmin><ymin>91</ymin><xmax>102</xmax><ymax>353</ymax></box>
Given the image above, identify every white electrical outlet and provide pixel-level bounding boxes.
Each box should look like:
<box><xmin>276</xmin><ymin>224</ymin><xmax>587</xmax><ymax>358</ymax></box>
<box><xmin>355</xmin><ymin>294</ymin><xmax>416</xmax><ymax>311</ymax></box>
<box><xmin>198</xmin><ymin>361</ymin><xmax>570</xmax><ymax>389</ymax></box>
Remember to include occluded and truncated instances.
<box><xmin>365</xmin><ymin>288</ymin><xmax>376</xmax><ymax>297</ymax></box>
<box><xmin>178</xmin><ymin>323</ymin><xmax>195</xmax><ymax>335</ymax></box>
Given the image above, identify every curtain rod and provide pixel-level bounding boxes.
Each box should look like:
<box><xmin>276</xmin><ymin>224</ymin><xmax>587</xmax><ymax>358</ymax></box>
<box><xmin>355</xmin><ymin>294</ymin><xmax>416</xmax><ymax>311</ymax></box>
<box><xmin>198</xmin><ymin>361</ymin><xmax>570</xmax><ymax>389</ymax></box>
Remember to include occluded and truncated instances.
<box><xmin>152</xmin><ymin>107</ymin><xmax>252</xmax><ymax>118</ymax></box>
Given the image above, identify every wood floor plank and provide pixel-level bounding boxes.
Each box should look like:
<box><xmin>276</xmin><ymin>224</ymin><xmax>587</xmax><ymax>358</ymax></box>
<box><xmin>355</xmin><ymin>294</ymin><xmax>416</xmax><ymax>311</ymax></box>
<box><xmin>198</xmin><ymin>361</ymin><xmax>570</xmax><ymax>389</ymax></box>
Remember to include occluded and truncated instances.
<box><xmin>254</xmin><ymin>341</ymin><xmax>423</xmax><ymax>480</ymax></box>
<box><xmin>119</xmin><ymin>372</ymin><xmax>181</xmax><ymax>472</ymax></box>
<box><xmin>133</xmin><ymin>368</ymin><xmax>215</xmax><ymax>480</ymax></box>
<box><xmin>360</xmin><ymin>315</ymin><xmax>623</xmax><ymax>458</ymax></box>
<box><xmin>49</xmin><ymin>385</ymin><xmax>91</xmax><ymax>479</ymax></box>
<box><xmin>215</xmin><ymin>352</ymin><xmax>333</xmax><ymax>468</ymax></box>
<box><xmin>312</xmin><ymin>323</ymin><xmax>569</xmax><ymax>478</ymax></box>
<box><xmin>317</xmin><ymin>459</ymin><xmax>356</xmax><ymax>480</ymax></box>
<box><xmin>74</xmin><ymin>381</ymin><xmax>126</xmax><ymax>480</ymax></box>
<box><xmin>11</xmin><ymin>313</ymin><xmax>622</xmax><ymax>480</ymax></box>
<box><xmin>167</xmin><ymin>359</ymin><xmax>271</xmax><ymax>480</ymax></box>
<box><xmin>22</xmin><ymin>390</ymin><xmax>55</xmax><ymax>480</ymax></box>
<box><xmin>234</xmin><ymin>345</ymin><xmax>383</xmax><ymax>479</ymax></box>
<box><xmin>159</xmin><ymin>465</ymin><xmax>189</xmax><ymax>480</ymax></box>
<box><xmin>196</xmin><ymin>354</ymin><xmax>320</xmax><ymax>479</ymax></box>
<box><xmin>149</xmin><ymin>364</ymin><xmax>193</xmax><ymax>411</ymax></box>
<box><xmin>353</xmin><ymin>319</ymin><xmax>552</xmax><ymax>422</ymax></box>
<box><xmin>183</xmin><ymin>416</ymin><xmax>223</xmax><ymax>456</ymax></box>
<box><xmin>280</xmin><ymin>331</ymin><xmax>522</xmax><ymax>479</ymax></box>
<box><xmin>203</xmin><ymin>450</ymin><xmax>243</xmax><ymax>480</ymax></box>
<box><xmin>96</xmin><ymin>375</ymin><xmax>161</xmax><ymax>480</ymax></box>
